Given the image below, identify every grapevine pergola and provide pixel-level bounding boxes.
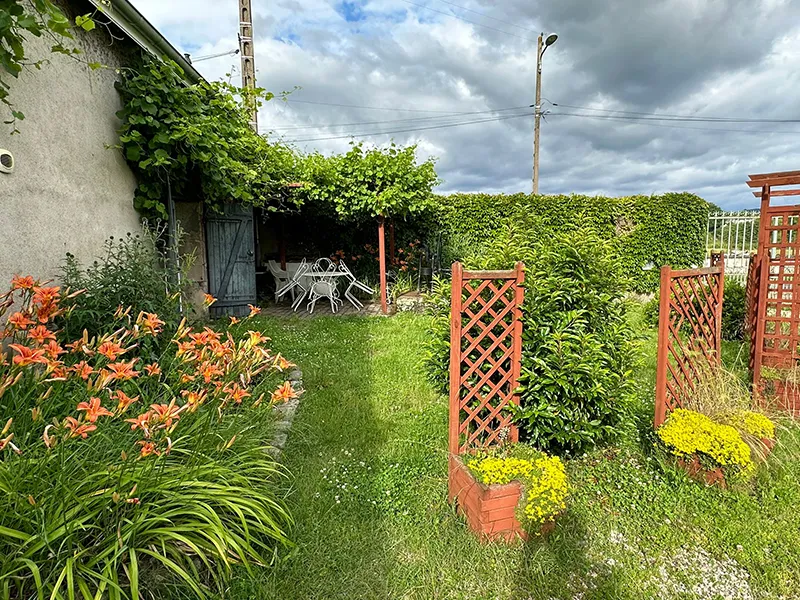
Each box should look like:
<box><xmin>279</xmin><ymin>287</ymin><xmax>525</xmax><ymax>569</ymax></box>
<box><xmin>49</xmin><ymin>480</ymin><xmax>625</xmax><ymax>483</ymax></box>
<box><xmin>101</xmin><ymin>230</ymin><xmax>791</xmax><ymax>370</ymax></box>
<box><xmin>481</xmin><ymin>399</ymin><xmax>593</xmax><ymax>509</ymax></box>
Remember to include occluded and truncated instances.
<box><xmin>298</xmin><ymin>143</ymin><xmax>439</xmax><ymax>314</ymax></box>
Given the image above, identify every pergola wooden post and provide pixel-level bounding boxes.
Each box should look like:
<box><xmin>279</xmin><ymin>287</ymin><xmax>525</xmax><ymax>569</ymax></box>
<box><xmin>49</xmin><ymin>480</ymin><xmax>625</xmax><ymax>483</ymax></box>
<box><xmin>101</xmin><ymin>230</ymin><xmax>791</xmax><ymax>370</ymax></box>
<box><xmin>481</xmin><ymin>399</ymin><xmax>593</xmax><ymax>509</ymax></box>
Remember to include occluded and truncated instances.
<box><xmin>378</xmin><ymin>217</ymin><xmax>388</xmax><ymax>314</ymax></box>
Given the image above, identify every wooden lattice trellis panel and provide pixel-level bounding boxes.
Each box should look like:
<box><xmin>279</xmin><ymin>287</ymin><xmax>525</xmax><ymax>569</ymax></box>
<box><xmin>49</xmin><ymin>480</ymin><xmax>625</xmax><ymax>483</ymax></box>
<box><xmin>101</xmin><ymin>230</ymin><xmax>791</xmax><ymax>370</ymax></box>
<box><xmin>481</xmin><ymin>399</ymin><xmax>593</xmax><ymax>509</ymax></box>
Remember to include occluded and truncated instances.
<box><xmin>448</xmin><ymin>262</ymin><xmax>525</xmax><ymax>455</ymax></box>
<box><xmin>747</xmin><ymin>171</ymin><xmax>800</xmax><ymax>397</ymax></box>
<box><xmin>654</xmin><ymin>254</ymin><xmax>725</xmax><ymax>428</ymax></box>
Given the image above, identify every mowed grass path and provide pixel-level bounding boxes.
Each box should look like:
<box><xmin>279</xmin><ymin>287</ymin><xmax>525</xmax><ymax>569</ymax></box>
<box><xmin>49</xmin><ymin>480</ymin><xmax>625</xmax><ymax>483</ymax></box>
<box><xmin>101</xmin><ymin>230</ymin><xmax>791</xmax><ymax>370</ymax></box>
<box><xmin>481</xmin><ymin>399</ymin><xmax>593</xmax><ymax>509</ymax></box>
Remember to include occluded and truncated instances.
<box><xmin>223</xmin><ymin>312</ymin><xmax>800</xmax><ymax>600</ymax></box>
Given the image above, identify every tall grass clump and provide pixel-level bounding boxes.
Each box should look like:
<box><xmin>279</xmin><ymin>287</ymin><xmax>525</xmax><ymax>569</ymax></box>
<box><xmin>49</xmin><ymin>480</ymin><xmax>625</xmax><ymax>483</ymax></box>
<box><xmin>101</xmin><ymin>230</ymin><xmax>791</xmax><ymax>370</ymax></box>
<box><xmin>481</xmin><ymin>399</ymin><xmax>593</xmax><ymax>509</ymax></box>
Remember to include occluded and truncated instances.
<box><xmin>0</xmin><ymin>276</ymin><xmax>295</xmax><ymax>599</ymax></box>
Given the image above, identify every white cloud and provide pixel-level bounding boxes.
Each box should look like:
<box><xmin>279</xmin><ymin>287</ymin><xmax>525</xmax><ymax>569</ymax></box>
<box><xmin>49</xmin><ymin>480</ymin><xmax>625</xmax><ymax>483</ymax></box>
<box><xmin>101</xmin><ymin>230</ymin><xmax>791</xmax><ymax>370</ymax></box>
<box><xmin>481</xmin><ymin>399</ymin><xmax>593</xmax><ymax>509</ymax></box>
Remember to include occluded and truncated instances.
<box><xmin>131</xmin><ymin>0</ymin><xmax>800</xmax><ymax>208</ymax></box>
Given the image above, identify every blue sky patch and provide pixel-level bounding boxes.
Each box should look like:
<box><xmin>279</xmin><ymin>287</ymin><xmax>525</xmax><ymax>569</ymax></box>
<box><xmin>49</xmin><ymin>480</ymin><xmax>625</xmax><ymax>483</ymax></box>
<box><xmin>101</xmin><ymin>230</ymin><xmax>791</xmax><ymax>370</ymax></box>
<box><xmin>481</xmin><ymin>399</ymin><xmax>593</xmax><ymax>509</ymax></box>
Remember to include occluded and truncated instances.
<box><xmin>336</xmin><ymin>1</ymin><xmax>367</xmax><ymax>23</ymax></box>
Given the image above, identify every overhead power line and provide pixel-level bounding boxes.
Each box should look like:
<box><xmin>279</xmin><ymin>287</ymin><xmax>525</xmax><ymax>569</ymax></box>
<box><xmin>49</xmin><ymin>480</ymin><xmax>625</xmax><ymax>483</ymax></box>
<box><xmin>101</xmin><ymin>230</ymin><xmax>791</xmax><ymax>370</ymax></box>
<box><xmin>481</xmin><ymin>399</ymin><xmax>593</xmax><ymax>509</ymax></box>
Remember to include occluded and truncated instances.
<box><xmin>282</xmin><ymin>98</ymin><xmax>476</xmax><ymax>114</ymax></box>
<box><xmin>280</xmin><ymin>111</ymin><xmax>533</xmax><ymax>143</ymax></box>
<box><xmin>432</xmin><ymin>0</ymin><xmax>540</xmax><ymax>35</ymax></box>
<box><xmin>549</xmin><ymin>102</ymin><xmax>800</xmax><ymax>124</ymax></box>
<box><xmin>263</xmin><ymin>105</ymin><xmax>532</xmax><ymax>131</ymax></box>
<box><xmin>398</xmin><ymin>0</ymin><xmax>537</xmax><ymax>43</ymax></box>
<box><xmin>549</xmin><ymin>111</ymin><xmax>800</xmax><ymax>135</ymax></box>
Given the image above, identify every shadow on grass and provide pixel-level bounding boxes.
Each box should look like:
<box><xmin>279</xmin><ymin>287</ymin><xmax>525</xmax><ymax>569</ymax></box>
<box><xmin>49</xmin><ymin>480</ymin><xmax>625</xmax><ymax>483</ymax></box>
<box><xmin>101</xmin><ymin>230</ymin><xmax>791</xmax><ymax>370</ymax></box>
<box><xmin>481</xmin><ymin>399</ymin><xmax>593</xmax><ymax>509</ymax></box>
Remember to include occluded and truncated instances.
<box><xmin>515</xmin><ymin>511</ymin><xmax>628</xmax><ymax>600</ymax></box>
<box><xmin>221</xmin><ymin>315</ymin><xmax>401</xmax><ymax>599</ymax></box>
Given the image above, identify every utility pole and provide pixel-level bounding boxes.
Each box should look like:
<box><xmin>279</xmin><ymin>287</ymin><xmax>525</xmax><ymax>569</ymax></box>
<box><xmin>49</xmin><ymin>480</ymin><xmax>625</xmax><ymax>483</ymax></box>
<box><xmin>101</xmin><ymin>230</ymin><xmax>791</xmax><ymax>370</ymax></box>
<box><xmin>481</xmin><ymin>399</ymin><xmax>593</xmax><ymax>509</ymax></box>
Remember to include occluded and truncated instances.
<box><xmin>238</xmin><ymin>0</ymin><xmax>257</xmax><ymax>131</ymax></box>
<box><xmin>532</xmin><ymin>34</ymin><xmax>543</xmax><ymax>195</ymax></box>
<box><xmin>532</xmin><ymin>32</ymin><xmax>558</xmax><ymax>195</ymax></box>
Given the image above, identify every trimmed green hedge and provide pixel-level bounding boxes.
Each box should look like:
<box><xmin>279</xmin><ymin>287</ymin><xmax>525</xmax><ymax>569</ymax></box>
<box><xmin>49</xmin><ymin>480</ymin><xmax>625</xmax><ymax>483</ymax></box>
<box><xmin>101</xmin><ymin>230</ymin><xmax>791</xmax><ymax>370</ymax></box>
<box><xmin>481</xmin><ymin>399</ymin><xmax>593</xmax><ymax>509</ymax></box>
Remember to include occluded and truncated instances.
<box><xmin>431</xmin><ymin>193</ymin><xmax>710</xmax><ymax>292</ymax></box>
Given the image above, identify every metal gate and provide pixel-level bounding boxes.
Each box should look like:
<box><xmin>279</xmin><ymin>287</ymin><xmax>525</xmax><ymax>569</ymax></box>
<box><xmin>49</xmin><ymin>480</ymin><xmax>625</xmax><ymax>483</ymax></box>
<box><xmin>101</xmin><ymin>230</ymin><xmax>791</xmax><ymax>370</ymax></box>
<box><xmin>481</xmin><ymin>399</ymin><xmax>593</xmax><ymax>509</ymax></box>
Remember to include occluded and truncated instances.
<box><xmin>205</xmin><ymin>203</ymin><xmax>257</xmax><ymax>317</ymax></box>
<box><xmin>705</xmin><ymin>210</ymin><xmax>758</xmax><ymax>284</ymax></box>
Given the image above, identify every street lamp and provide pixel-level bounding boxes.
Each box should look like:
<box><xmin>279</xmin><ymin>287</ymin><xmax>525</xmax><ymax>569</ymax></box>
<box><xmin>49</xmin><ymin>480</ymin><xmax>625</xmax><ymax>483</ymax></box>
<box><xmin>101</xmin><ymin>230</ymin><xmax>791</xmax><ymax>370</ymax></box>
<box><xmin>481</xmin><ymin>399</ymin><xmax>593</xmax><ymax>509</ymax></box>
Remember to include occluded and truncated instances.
<box><xmin>532</xmin><ymin>32</ymin><xmax>558</xmax><ymax>195</ymax></box>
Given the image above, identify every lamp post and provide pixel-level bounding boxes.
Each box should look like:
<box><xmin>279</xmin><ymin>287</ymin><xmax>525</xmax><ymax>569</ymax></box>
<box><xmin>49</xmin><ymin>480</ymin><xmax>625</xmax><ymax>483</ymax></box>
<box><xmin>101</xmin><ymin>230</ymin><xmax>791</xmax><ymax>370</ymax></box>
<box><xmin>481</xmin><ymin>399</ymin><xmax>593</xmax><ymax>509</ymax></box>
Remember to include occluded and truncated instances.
<box><xmin>532</xmin><ymin>32</ymin><xmax>558</xmax><ymax>195</ymax></box>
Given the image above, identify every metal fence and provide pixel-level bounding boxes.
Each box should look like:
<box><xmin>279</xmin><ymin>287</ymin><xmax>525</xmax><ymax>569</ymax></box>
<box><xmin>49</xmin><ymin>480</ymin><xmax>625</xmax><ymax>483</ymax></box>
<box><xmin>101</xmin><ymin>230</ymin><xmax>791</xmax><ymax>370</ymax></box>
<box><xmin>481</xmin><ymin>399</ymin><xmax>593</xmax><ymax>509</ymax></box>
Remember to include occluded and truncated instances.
<box><xmin>705</xmin><ymin>210</ymin><xmax>759</xmax><ymax>284</ymax></box>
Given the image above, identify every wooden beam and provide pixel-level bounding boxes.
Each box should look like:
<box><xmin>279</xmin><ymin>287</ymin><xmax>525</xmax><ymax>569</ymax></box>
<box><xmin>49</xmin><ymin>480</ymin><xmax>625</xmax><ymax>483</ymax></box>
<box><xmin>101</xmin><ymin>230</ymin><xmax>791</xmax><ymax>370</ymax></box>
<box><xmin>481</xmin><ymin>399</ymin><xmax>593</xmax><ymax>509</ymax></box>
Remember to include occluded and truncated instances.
<box><xmin>462</xmin><ymin>270</ymin><xmax>517</xmax><ymax>280</ymax></box>
<box><xmin>747</xmin><ymin>175</ymin><xmax>800</xmax><ymax>188</ymax></box>
<box><xmin>388</xmin><ymin>220</ymin><xmax>395</xmax><ymax>269</ymax></box>
<box><xmin>749</xmin><ymin>170</ymin><xmax>800</xmax><ymax>181</ymax></box>
<box><xmin>378</xmin><ymin>217</ymin><xmax>387</xmax><ymax>315</ymax></box>
<box><xmin>448</xmin><ymin>262</ymin><xmax>464</xmax><ymax>455</ymax></box>
<box><xmin>654</xmin><ymin>265</ymin><xmax>672</xmax><ymax>429</ymax></box>
<box><xmin>279</xmin><ymin>215</ymin><xmax>287</xmax><ymax>270</ymax></box>
<box><xmin>752</xmin><ymin>189</ymin><xmax>800</xmax><ymax>197</ymax></box>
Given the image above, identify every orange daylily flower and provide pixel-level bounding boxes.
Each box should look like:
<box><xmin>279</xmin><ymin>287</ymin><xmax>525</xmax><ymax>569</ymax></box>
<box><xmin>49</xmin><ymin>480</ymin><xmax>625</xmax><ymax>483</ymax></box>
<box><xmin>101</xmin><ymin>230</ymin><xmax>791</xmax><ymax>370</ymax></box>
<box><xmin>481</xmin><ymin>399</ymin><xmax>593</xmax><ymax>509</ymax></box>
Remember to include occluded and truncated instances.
<box><xmin>271</xmin><ymin>381</ymin><xmax>298</xmax><ymax>404</ymax></box>
<box><xmin>8</xmin><ymin>344</ymin><xmax>49</xmax><ymax>367</ymax></box>
<box><xmin>76</xmin><ymin>397</ymin><xmax>114</xmax><ymax>422</ymax></box>
<box><xmin>104</xmin><ymin>360</ymin><xmax>139</xmax><ymax>382</ymax></box>
<box><xmin>27</xmin><ymin>325</ymin><xmax>55</xmax><ymax>344</ymax></box>
<box><xmin>175</xmin><ymin>340</ymin><xmax>197</xmax><ymax>359</ymax></box>
<box><xmin>275</xmin><ymin>355</ymin><xmax>294</xmax><ymax>371</ymax></box>
<box><xmin>125</xmin><ymin>411</ymin><xmax>152</xmax><ymax>435</ymax></box>
<box><xmin>137</xmin><ymin>440</ymin><xmax>159</xmax><ymax>458</ymax></box>
<box><xmin>7</xmin><ymin>312</ymin><xmax>34</xmax><ymax>330</ymax></box>
<box><xmin>97</xmin><ymin>341</ymin><xmax>125</xmax><ymax>361</ymax></box>
<box><xmin>144</xmin><ymin>363</ymin><xmax>162</xmax><ymax>377</ymax></box>
<box><xmin>11</xmin><ymin>275</ymin><xmax>36</xmax><ymax>290</ymax></box>
<box><xmin>189</xmin><ymin>327</ymin><xmax>222</xmax><ymax>346</ymax></box>
<box><xmin>150</xmin><ymin>401</ymin><xmax>182</xmax><ymax>428</ymax></box>
<box><xmin>42</xmin><ymin>341</ymin><xmax>65</xmax><ymax>360</ymax></box>
<box><xmin>139</xmin><ymin>312</ymin><xmax>164</xmax><ymax>336</ymax></box>
<box><xmin>179</xmin><ymin>373</ymin><xmax>196</xmax><ymax>384</ymax></box>
<box><xmin>229</xmin><ymin>316</ymin><xmax>240</xmax><ymax>325</ymax></box>
<box><xmin>198</xmin><ymin>361</ymin><xmax>224</xmax><ymax>383</ymax></box>
<box><xmin>203</xmin><ymin>294</ymin><xmax>217</xmax><ymax>307</ymax></box>
<box><xmin>247</xmin><ymin>331</ymin><xmax>269</xmax><ymax>346</ymax></box>
<box><xmin>181</xmin><ymin>389</ymin><xmax>207</xmax><ymax>411</ymax></box>
<box><xmin>71</xmin><ymin>361</ymin><xmax>94</xmax><ymax>380</ymax></box>
<box><xmin>63</xmin><ymin>416</ymin><xmax>96</xmax><ymax>439</ymax></box>
<box><xmin>65</xmin><ymin>339</ymin><xmax>84</xmax><ymax>353</ymax></box>
<box><xmin>47</xmin><ymin>363</ymin><xmax>68</xmax><ymax>379</ymax></box>
<box><xmin>32</xmin><ymin>286</ymin><xmax>60</xmax><ymax>306</ymax></box>
<box><xmin>35</xmin><ymin>303</ymin><xmax>58</xmax><ymax>324</ymax></box>
<box><xmin>114</xmin><ymin>390</ymin><xmax>139</xmax><ymax>413</ymax></box>
<box><xmin>223</xmin><ymin>382</ymin><xmax>250</xmax><ymax>404</ymax></box>
<box><xmin>247</xmin><ymin>304</ymin><xmax>262</xmax><ymax>318</ymax></box>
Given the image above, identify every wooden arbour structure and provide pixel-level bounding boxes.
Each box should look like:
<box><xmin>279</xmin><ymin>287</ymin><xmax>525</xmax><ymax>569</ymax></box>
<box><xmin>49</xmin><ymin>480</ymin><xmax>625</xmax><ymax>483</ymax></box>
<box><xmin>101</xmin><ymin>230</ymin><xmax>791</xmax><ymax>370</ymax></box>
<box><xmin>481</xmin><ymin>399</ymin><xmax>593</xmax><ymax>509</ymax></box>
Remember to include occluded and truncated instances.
<box><xmin>746</xmin><ymin>170</ymin><xmax>800</xmax><ymax>406</ymax></box>
<box><xmin>654</xmin><ymin>254</ymin><xmax>725</xmax><ymax>428</ymax></box>
<box><xmin>448</xmin><ymin>262</ymin><xmax>525</xmax><ymax>455</ymax></box>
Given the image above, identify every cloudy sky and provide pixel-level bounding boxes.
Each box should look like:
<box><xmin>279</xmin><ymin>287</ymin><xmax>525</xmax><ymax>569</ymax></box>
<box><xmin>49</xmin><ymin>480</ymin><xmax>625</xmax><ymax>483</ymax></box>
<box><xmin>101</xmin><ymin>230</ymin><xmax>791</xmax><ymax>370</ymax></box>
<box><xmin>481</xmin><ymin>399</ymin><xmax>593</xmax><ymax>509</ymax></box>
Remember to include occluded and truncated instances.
<box><xmin>132</xmin><ymin>0</ymin><xmax>800</xmax><ymax>209</ymax></box>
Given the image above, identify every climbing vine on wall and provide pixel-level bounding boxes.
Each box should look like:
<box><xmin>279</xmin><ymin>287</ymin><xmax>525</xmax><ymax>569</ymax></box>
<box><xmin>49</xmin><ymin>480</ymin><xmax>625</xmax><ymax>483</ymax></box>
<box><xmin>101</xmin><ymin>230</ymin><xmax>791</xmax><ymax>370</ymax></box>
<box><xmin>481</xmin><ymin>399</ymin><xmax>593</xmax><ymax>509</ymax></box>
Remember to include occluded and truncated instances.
<box><xmin>1</xmin><ymin>0</ymin><xmax>96</xmax><ymax>130</ymax></box>
<box><xmin>116</xmin><ymin>58</ymin><xmax>299</xmax><ymax>220</ymax></box>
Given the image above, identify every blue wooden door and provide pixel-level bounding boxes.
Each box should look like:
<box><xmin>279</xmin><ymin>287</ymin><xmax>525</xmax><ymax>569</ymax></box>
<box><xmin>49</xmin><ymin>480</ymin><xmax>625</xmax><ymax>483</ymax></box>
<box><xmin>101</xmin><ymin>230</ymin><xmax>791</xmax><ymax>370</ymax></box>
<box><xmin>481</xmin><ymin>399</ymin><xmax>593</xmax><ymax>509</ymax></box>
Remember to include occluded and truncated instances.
<box><xmin>205</xmin><ymin>203</ymin><xmax>257</xmax><ymax>317</ymax></box>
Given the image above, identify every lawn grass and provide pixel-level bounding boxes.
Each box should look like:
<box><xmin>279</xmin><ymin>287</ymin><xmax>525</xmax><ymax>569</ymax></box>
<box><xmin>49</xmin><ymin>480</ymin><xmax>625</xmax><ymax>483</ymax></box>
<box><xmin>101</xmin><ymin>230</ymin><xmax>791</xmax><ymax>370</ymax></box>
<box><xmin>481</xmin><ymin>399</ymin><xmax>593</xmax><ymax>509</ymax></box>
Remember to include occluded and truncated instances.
<box><xmin>225</xmin><ymin>310</ymin><xmax>800</xmax><ymax>600</ymax></box>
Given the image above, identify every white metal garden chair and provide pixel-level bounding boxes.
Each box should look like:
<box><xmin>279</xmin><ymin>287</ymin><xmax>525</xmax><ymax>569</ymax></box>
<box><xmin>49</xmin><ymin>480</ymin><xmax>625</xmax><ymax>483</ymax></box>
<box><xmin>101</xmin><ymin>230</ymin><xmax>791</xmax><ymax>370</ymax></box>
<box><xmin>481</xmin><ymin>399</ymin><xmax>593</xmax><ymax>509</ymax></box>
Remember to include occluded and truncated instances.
<box><xmin>306</xmin><ymin>260</ymin><xmax>342</xmax><ymax>314</ymax></box>
<box><xmin>268</xmin><ymin>260</ymin><xmax>293</xmax><ymax>303</ymax></box>
<box><xmin>313</xmin><ymin>257</ymin><xmax>336</xmax><ymax>273</ymax></box>
<box><xmin>337</xmin><ymin>261</ymin><xmax>375</xmax><ymax>310</ymax></box>
<box><xmin>276</xmin><ymin>258</ymin><xmax>310</xmax><ymax>311</ymax></box>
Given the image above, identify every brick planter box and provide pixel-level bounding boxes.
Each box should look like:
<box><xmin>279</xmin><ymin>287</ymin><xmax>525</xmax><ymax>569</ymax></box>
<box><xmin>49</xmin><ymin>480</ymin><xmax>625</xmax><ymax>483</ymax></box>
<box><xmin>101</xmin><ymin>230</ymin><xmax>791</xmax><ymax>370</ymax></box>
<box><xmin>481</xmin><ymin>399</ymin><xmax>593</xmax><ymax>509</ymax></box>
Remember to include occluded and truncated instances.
<box><xmin>678</xmin><ymin>456</ymin><xmax>726</xmax><ymax>488</ymax></box>
<box><xmin>677</xmin><ymin>439</ymin><xmax>774</xmax><ymax>488</ymax></box>
<box><xmin>447</xmin><ymin>454</ymin><xmax>529</xmax><ymax>542</ymax></box>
